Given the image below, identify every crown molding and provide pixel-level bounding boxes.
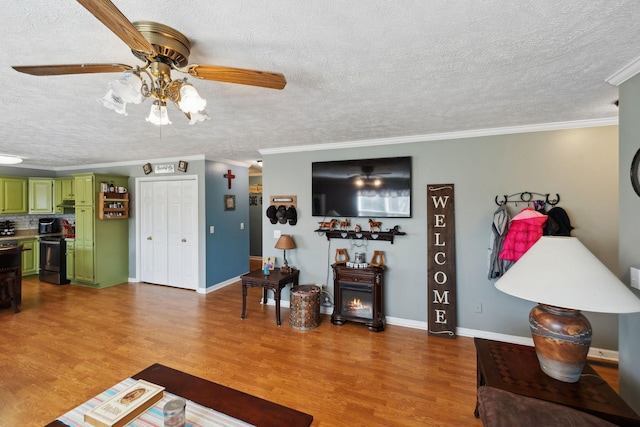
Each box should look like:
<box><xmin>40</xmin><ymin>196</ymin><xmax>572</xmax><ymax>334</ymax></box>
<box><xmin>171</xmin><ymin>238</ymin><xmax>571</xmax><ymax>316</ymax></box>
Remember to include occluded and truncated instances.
<box><xmin>606</xmin><ymin>55</ymin><xmax>640</xmax><ymax>86</ymax></box>
<box><xmin>259</xmin><ymin>117</ymin><xmax>618</xmax><ymax>156</ymax></box>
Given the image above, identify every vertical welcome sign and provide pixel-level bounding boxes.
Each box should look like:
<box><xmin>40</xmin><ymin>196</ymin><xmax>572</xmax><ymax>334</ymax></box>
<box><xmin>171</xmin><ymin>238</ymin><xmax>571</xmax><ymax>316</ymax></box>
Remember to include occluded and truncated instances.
<box><xmin>427</xmin><ymin>184</ymin><xmax>457</xmax><ymax>337</ymax></box>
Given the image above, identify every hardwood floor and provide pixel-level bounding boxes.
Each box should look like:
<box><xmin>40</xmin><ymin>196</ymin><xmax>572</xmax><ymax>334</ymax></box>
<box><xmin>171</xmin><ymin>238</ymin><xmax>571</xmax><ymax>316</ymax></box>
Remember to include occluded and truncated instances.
<box><xmin>0</xmin><ymin>276</ymin><xmax>618</xmax><ymax>427</ymax></box>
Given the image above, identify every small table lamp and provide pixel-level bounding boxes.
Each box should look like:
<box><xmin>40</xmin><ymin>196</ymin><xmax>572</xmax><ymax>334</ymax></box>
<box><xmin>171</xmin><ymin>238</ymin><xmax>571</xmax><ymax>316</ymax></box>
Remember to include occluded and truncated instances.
<box><xmin>495</xmin><ymin>236</ymin><xmax>640</xmax><ymax>383</ymax></box>
<box><xmin>275</xmin><ymin>234</ymin><xmax>296</xmax><ymax>273</ymax></box>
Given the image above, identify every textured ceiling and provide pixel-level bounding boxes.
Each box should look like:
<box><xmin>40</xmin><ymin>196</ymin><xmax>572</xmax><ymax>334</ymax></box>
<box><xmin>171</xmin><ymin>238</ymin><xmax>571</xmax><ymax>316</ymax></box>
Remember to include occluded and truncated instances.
<box><xmin>0</xmin><ymin>1</ymin><xmax>638</xmax><ymax>169</ymax></box>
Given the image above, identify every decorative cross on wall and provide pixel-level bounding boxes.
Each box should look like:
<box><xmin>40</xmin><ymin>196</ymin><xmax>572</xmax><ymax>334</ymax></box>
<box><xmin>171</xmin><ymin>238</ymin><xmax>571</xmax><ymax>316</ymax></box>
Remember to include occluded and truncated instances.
<box><xmin>224</xmin><ymin>169</ymin><xmax>236</xmax><ymax>189</ymax></box>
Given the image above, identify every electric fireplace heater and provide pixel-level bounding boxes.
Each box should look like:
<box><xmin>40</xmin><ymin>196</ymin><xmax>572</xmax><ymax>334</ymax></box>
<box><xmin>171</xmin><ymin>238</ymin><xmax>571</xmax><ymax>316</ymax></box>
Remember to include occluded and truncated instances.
<box><xmin>331</xmin><ymin>264</ymin><xmax>385</xmax><ymax>331</ymax></box>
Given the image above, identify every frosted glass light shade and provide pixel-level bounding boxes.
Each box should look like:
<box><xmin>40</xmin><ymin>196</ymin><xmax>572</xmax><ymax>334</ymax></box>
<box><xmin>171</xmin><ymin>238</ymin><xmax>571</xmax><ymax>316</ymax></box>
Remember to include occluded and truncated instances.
<box><xmin>187</xmin><ymin>109</ymin><xmax>210</xmax><ymax>125</ymax></box>
<box><xmin>146</xmin><ymin>101</ymin><xmax>171</xmax><ymax>125</ymax></box>
<box><xmin>178</xmin><ymin>84</ymin><xmax>206</xmax><ymax>113</ymax></box>
<box><xmin>495</xmin><ymin>236</ymin><xmax>640</xmax><ymax>313</ymax></box>
<box><xmin>0</xmin><ymin>155</ymin><xmax>23</xmax><ymax>164</ymax></box>
<box><xmin>110</xmin><ymin>71</ymin><xmax>144</xmax><ymax>104</ymax></box>
<box><xmin>98</xmin><ymin>89</ymin><xmax>127</xmax><ymax>115</ymax></box>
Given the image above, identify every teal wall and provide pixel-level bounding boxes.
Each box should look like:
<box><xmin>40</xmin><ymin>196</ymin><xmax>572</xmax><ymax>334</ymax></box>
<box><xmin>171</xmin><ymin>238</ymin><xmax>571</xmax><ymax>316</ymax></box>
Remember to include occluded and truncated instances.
<box><xmin>205</xmin><ymin>160</ymin><xmax>250</xmax><ymax>286</ymax></box>
<box><xmin>618</xmin><ymin>73</ymin><xmax>640</xmax><ymax>412</ymax></box>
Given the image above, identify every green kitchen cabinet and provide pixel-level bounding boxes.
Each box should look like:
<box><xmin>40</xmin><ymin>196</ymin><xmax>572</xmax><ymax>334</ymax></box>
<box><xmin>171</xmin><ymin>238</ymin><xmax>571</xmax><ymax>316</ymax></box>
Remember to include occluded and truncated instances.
<box><xmin>61</xmin><ymin>178</ymin><xmax>74</xmax><ymax>200</ymax></box>
<box><xmin>54</xmin><ymin>178</ymin><xmax>75</xmax><ymax>214</ymax></box>
<box><xmin>20</xmin><ymin>237</ymin><xmax>39</xmax><ymax>276</ymax></box>
<box><xmin>74</xmin><ymin>174</ymin><xmax>95</xmax><ymax>206</ymax></box>
<box><xmin>72</xmin><ymin>173</ymin><xmax>129</xmax><ymax>288</ymax></box>
<box><xmin>74</xmin><ymin>205</ymin><xmax>94</xmax><ymax>283</ymax></box>
<box><xmin>0</xmin><ymin>177</ymin><xmax>28</xmax><ymax>214</ymax></box>
<box><xmin>29</xmin><ymin>178</ymin><xmax>54</xmax><ymax>214</ymax></box>
<box><xmin>65</xmin><ymin>238</ymin><xmax>75</xmax><ymax>281</ymax></box>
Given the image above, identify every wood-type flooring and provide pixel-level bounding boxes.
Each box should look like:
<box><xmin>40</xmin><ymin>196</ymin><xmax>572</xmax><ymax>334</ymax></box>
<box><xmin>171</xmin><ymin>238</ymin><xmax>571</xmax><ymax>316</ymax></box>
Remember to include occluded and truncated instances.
<box><xmin>0</xmin><ymin>275</ymin><xmax>619</xmax><ymax>426</ymax></box>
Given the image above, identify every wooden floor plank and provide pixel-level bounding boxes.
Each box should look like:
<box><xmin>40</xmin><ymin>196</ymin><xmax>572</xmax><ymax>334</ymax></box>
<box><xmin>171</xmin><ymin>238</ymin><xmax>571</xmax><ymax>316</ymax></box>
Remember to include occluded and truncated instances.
<box><xmin>0</xmin><ymin>276</ymin><xmax>618</xmax><ymax>426</ymax></box>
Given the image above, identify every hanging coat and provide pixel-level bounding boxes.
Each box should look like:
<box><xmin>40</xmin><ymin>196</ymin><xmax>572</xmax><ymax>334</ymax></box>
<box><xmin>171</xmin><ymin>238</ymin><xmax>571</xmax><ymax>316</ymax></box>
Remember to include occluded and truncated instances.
<box><xmin>487</xmin><ymin>205</ymin><xmax>510</xmax><ymax>279</ymax></box>
<box><xmin>499</xmin><ymin>207</ymin><xmax>548</xmax><ymax>262</ymax></box>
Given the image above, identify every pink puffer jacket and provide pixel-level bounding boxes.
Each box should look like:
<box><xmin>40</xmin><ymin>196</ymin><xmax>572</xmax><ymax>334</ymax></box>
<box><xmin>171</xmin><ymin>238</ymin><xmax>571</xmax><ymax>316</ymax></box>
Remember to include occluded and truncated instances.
<box><xmin>499</xmin><ymin>208</ymin><xmax>548</xmax><ymax>262</ymax></box>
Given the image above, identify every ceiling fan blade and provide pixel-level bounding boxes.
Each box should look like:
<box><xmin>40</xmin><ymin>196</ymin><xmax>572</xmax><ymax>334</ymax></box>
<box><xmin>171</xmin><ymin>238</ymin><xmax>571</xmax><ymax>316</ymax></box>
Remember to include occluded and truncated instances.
<box><xmin>187</xmin><ymin>65</ymin><xmax>286</xmax><ymax>90</ymax></box>
<box><xmin>12</xmin><ymin>63</ymin><xmax>133</xmax><ymax>76</ymax></box>
<box><xmin>76</xmin><ymin>0</ymin><xmax>156</xmax><ymax>57</ymax></box>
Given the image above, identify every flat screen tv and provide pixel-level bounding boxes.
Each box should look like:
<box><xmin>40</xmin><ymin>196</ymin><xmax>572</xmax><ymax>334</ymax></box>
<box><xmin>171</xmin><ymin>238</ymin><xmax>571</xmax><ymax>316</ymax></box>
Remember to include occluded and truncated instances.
<box><xmin>312</xmin><ymin>156</ymin><xmax>412</xmax><ymax>218</ymax></box>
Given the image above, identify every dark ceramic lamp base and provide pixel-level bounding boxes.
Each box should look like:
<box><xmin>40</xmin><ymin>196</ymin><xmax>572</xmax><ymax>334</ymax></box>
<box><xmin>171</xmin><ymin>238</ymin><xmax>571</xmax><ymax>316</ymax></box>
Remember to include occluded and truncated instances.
<box><xmin>529</xmin><ymin>304</ymin><xmax>592</xmax><ymax>383</ymax></box>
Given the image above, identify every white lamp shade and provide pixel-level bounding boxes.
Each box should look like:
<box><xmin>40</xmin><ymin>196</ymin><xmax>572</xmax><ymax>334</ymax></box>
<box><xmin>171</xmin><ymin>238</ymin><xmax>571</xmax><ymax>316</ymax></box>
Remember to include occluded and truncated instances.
<box><xmin>146</xmin><ymin>101</ymin><xmax>171</xmax><ymax>125</ymax></box>
<box><xmin>187</xmin><ymin>109</ymin><xmax>210</xmax><ymax>125</ymax></box>
<box><xmin>110</xmin><ymin>71</ymin><xmax>144</xmax><ymax>104</ymax></box>
<box><xmin>495</xmin><ymin>236</ymin><xmax>640</xmax><ymax>313</ymax></box>
<box><xmin>178</xmin><ymin>84</ymin><xmax>207</xmax><ymax>113</ymax></box>
<box><xmin>98</xmin><ymin>89</ymin><xmax>127</xmax><ymax>115</ymax></box>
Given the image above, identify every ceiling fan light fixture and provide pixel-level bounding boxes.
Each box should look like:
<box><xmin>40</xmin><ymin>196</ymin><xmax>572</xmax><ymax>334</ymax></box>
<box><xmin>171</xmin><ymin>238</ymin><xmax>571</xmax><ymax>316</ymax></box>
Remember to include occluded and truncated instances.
<box><xmin>0</xmin><ymin>155</ymin><xmax>23</xmax><ymax>165</ymax></box>
<box><xmin>98</xmin><ymin>89</ymin><xmax>128</xmax><ymax>115</ymax></box>
<box><xmin>178</xmin><ymin>83</ymin><xmax>207</xmax><ymax>114</ymax></box>
<box><xmin>110</xmin><ymin>70</ymin><xmax>144</xmax><ymax>104</ymax></box>
<box><xmin>146</xmin><ymin>100</ymin><xmax>171</xmax><ymax>125</ymax></box>
<box><xmin>187</xmin><ymin>109</ymin><xmax>210</xmax><ymax>125</ymax></box>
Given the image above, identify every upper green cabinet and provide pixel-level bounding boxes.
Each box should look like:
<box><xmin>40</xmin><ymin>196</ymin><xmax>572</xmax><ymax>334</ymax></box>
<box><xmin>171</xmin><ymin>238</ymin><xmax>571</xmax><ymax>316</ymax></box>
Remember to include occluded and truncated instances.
<box><xmin>54</xmin><ymin>177</ymin><xmax>75</xmax><ymax>214</ymax></box>
<box><xmin>74</xmin><ymin>175</ymin><xmax>94</xmax><ymax>206</ymax></box>
<box><xmin>29</xmin><ymin>178</ymin><xmax>54</xmax><ymax>214</ymax></box>
<box><xmin>0</xmin><ymin>177</ymin><xmax>28</xmax><ymax>214</ymax></box>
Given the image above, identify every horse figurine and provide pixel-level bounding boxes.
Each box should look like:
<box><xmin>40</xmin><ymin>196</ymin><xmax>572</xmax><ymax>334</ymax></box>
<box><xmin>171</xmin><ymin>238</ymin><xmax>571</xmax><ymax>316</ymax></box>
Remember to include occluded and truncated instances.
<box><xmin>318</xmin><ymin>219</ymin><xmax>338</xmax><ymax>230</ymax></box>
<box><xmin>339</xmin><ymin>218</ymin><xmax>350</xmax><ymax>231</ymax></box>
<box><xmin>368</xmin><ymin>218</ymin><xmax>382</xmax><ymax>233</ymax></box>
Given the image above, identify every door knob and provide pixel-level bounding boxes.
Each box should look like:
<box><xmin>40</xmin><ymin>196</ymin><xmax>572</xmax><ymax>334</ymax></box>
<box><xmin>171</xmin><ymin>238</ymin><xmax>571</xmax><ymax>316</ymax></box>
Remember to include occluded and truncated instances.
<box><xmin>182</xmin><ymin>238</ymin><xmax>187</xmax><ymax>242</ymax></box>
<box><xmin>147</xmin><ymin>236</ymin><xmax>152</xmax><ymax>240</ymax></box>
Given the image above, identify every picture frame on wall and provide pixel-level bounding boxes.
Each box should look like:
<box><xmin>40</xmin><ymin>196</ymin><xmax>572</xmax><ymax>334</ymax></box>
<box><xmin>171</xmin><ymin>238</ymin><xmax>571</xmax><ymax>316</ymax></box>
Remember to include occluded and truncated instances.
<box><xmin>142</xmin><ymin>163</ymin><xmax>152</xmax><ymax>175</ymax></box>
<box><xmin>178</xmin><ymin>160</ymin><xmax>188</xmax><ymax>172</ymax></box>
<box><xmin>225</xmin><ymin>195</ymin><xmax>235</xmax><ymax>211</ymax></box>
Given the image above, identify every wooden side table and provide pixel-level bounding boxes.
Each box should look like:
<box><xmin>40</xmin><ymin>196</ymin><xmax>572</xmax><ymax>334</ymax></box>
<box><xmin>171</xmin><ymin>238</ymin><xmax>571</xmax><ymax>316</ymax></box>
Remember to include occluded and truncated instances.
<box><xmin>474</xmin><ymin>337</ymin><xmax>640</xmax><ymax>426</ymax></box>
<box><xmin>241</xmin><ymin>269</ymin><xmax>299</xmax><ymax>326</ymax></box>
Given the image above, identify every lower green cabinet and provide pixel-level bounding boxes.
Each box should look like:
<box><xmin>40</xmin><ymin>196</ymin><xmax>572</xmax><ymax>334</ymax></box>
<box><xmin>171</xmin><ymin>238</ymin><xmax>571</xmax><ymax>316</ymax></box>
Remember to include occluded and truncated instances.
<box><xmin>20</xmin><ymin>238</ymin><xmax>39</xmax><ymax>276</ymax></box>
<box><xmin>66</xmin><ymin>238</ymin><xmax>75</xmax><ymax>281</ymax></box>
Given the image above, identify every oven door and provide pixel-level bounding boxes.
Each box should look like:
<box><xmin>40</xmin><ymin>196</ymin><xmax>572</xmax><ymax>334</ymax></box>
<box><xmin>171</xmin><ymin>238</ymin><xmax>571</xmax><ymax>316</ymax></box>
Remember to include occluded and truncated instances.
<box><xmin>40</xmin><ymin>237</ymin><xmax>62</xmax><ymax>272</ymax></box>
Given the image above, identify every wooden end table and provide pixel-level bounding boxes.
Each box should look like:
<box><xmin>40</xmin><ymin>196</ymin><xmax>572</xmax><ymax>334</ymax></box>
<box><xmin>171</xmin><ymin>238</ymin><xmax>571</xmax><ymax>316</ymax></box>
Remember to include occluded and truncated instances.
<box><xmin>241</xmin><ymin>268</ymin><xmax>299</xmax><ymax>326</ymax></box>
<box><xmin>474</xmin><ymin>337</ymin><xmax>640</xmax><ymax>426</ymax></box>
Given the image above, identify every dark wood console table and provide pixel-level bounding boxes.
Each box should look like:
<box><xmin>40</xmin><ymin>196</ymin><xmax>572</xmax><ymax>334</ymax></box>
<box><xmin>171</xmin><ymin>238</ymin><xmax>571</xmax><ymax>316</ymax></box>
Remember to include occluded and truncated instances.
<box><xmin>474</xmin><ymin>337</ymin><xmax>640</xmax><ymax>426</ymax></box>
<box><xmin>241</xmin><ymin>268</ymin><xmax>299</xmax><ymax>325</ymax></box>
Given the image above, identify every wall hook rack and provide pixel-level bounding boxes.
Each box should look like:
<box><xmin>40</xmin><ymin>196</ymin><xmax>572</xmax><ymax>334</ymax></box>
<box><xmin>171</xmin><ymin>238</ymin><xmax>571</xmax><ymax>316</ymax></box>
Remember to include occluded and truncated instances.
<box><xmin>494</xmin><ymin>191</ymin><xmax>560</xmax><ymax>207</ymax></box>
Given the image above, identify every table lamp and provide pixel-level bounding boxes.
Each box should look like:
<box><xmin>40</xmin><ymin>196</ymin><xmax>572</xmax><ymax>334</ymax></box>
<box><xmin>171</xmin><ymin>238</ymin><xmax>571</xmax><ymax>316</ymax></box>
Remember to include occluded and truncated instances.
<box><xmin>495</xmin><ymin>236</ymin><xmax>640</xmax><ymax>383</ymax></box>
<box><xmin>275</xmin><ymin>234</ymin><xmax>296</xmax><ymax>273</ymax></box>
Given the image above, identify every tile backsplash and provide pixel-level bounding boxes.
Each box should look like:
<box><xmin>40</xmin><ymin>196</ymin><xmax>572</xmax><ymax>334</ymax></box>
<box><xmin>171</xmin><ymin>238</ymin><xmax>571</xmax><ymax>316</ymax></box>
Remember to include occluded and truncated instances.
<box><xmin>2</xmin><ymin>214</ymin><xmax>75</xmax><ymax>230</ymax></box>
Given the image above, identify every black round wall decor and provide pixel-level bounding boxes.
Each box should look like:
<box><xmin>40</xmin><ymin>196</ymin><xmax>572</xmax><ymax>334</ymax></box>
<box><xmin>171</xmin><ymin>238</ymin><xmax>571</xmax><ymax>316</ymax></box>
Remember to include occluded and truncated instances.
<box><xmin>631</xmin><ymin>148</ymin><xmax>640</xmax><ymax>197</ymax></box>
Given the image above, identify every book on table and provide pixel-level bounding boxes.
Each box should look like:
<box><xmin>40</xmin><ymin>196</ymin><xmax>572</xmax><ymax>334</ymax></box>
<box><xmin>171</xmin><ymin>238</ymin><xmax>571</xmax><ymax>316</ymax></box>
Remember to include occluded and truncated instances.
<box><xmin>84</xmin><ymin>379</ymin><xmax>164</xmax><ymax>427</ymax></box>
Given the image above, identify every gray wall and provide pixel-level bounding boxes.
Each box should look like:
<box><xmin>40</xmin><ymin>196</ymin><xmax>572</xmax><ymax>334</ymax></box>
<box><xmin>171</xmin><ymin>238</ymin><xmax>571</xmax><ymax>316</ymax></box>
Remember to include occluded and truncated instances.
<box><xmin>618</xmin><ymin>74</ymin><xmax>640</xmax><ymax>412</ymax></box>
<box><xmin>262</xmin><ymin>125</ymin><xmax>620</xmax><ymax>349</ymax></box>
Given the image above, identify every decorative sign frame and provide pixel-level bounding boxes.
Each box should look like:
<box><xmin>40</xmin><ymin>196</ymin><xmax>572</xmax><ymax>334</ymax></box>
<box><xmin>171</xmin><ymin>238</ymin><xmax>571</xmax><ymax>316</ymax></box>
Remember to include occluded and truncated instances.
<box><xmin>154</xmin><ymin>164</ymin><xmax>175</xmax><ymax>174</ymax></box>
<box><xmin>427</xmin><ymin>184</ymin><xmax>457</xmax><ymax>338</ymax></box>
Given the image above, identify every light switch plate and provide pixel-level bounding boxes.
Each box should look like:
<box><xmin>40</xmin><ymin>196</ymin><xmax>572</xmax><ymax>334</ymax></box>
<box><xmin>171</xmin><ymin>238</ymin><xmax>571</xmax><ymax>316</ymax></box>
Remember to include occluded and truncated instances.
<box><xmin>631</xmin><ymin>267</ymin><xmax>640</xmax><ymax>290</ymax></box>
<box><xmin>274</xmin><ymin>230</ymin><xmax>281</xmax><ymax>238</ymax></box>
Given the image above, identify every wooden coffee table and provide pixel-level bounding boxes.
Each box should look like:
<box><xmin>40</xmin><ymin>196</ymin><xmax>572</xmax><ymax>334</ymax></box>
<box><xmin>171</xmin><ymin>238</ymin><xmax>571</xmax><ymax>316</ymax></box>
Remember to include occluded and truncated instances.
<box><xmin>47</xmin><ymin>363</ymin><xmax>313</xmax><ymax>427</ymax></box>
<box><xmin>241</xmin><ymin>268</ymin><xmax>299</xmax><ymax>325</ymax></box>
<box><xmin>474</xmin><ymin>337</ymin><xmax>640</xmax><ymax>426</ymax></box>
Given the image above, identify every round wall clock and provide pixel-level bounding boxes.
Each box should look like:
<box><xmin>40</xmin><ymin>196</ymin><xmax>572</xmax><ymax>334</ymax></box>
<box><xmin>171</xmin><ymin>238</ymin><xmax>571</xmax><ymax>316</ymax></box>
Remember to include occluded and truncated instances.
<box><xmin>631</xmin><ymin>148</ymin><xmax>640</xmax><ymax>197</ymax></box>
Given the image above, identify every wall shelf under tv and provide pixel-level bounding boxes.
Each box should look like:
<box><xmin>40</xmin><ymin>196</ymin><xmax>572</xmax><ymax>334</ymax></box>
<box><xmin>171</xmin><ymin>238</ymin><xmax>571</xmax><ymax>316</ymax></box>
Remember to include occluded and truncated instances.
<box><xmin>314</xmin><ymin>229</ymin><xmax>406</xmax><ymax>244</ymax></box>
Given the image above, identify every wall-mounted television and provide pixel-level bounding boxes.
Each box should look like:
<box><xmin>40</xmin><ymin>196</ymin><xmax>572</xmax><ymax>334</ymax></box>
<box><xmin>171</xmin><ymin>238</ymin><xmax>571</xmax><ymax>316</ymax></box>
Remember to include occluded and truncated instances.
<box><xmin>312</xmin><ymin>156</ymin><xmax>412</xmax><ymax>218</ymax></box>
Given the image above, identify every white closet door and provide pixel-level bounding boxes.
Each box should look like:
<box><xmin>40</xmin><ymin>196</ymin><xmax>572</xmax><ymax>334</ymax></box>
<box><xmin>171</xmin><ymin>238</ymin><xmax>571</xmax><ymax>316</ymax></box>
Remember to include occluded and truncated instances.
<box><xmin>167</xmin><ymin>180</ymin><xmax>197</xmax><ymax>289</ymax></box>
<box><xmin>140</xmin><ymin>179</ymin><xmax>198</xmax><ymax>289</ymax></box>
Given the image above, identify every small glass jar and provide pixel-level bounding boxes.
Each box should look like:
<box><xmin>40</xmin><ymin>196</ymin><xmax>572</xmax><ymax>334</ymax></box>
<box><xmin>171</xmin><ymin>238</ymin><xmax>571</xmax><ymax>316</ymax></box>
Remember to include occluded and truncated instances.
<box><xmin>163</xmin><ymin>398</ymin><xmax>186</xmax><ymax>427</ymax></box>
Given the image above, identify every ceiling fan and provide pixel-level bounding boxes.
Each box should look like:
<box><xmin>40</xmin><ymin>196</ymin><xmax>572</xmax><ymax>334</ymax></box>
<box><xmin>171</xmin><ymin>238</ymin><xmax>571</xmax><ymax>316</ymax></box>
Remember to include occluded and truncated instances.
<box><xmin>12</xmin><ymin>0</ymin><xmax>286</xmax><ymax>124</ymax></box>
